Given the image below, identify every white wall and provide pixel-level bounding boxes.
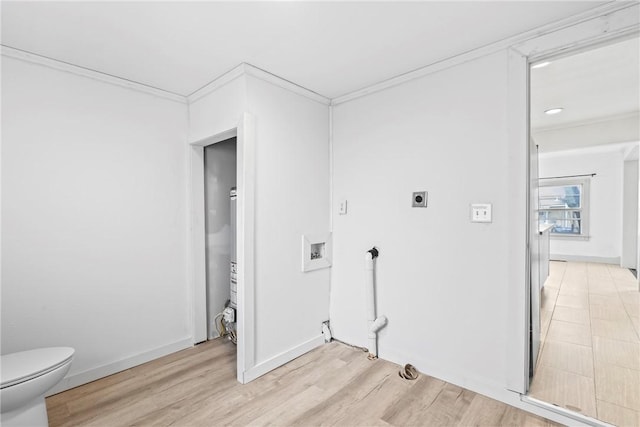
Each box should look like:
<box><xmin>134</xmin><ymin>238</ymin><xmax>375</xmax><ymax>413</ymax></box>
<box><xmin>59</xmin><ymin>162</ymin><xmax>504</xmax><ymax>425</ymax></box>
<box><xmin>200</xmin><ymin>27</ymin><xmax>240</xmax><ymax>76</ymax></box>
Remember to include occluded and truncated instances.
<box><xmin>539</xmin><ymin>146</ymin><xmax>624</xmax><ymax>263</ymax></box>
<box><xmin>622</xmin><ymin>159</ymin><xmax>639</xmax><ymax>268</ymax></box>
<box><xmin>187</xmin><ymin>72</ymin><xmax>331</xmax><ymax>376</ymax></box>
<box><xmin>189</xmin><ymin>77</ymin><xmax>246</xmax><ymax>143</ymax></box>
<box><xmin>330</xmin><ymin>51</ymin><xmax>513</xmax><ymax>394</ymax></box>
<box><xmin>245</xmin><ymin>76</ymin><xmax>331</xmax><ymax>366</ymax></box>
<box><xmin>1</xmin><ymin>57</ymin><xmax>190</xmax><ymax>389</ymax></box>
<box><xmin>187</xmin><ymin>73</ymin><xmax>247</xmax><ymax>347</ymax></box>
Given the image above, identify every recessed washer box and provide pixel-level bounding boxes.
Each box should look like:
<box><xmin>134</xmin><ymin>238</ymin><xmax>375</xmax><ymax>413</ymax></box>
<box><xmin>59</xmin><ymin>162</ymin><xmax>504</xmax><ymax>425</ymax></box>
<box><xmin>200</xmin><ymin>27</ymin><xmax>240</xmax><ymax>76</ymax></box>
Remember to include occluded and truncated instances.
<box><xmin>302</xmin><ymin>233</ymin><xmax>332</xmax><ymax>272</ymax></box>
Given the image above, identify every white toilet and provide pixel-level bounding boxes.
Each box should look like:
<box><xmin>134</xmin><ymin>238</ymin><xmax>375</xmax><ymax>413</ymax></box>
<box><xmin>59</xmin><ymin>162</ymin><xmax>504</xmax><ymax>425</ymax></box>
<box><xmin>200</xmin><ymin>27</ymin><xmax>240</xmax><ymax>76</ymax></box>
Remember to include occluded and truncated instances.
<box><xmin>1</xmin><ymin>347</ymin><xmax>74</xmax><ymax>427</ymax></box>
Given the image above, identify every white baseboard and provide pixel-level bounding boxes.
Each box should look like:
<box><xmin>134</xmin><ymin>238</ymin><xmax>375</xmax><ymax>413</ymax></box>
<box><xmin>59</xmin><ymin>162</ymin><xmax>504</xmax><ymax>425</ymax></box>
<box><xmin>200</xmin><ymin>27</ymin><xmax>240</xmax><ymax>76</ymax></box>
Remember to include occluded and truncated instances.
<box><xmin>380</xmin><ymin>347</ymin><xmax>595</xmax><ymax>426</ymax></box>
<box><xmin>242</xmin><ymin>334</ymin><xmax>325</xmax><ymax>383</ymax></box>
<box><xmin>47</xmin><ymin>338</ymin><xmax>193</xmax><ymax>396</ymax></box>
<box><xmin>551</xmin><ymin>254</ymin><xmax>620</xmax><ymax>264</ymax></box>
<box><xmin>382</xmin><ymin>347</ymin><xmax>513</xmax><ymax>402</ymax></box>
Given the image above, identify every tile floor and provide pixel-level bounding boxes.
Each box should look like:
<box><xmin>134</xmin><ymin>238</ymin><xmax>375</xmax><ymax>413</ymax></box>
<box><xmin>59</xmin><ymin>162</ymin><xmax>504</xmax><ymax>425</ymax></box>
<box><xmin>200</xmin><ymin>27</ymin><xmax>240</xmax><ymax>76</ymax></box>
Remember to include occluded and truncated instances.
<box><xmin>529</xmin><ymin>261</ymin><xmax>640</xmax><ymax>426</ymax></box>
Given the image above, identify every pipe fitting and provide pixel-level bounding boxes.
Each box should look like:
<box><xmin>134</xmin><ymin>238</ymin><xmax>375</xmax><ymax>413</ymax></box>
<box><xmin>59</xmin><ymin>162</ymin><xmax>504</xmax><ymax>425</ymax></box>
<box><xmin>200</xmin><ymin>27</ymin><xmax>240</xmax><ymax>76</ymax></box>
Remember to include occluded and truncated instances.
<box><xmin>370</xmin><ymin>315</ymin><xmax>388</xmax><ymax>333</ymax></box>
<box><xmin>367</xmin><ymin>247</ymin><xmax>379</xmax><ymax>259</ymax></box>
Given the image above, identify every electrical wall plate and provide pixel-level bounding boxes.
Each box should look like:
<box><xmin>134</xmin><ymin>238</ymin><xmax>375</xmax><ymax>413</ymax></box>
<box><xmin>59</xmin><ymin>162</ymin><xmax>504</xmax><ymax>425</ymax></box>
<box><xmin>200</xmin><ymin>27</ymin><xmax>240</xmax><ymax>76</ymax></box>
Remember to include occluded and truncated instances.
<box><xmin>412</xmin><ymin>191</ymin><xmax>428</xmax><ymax>207</ymax></box>
<box><xmin>471</xmin><ymin>203</ymin><xmax>492</xmax><ymax>222</ymax></box>
<box><xmin>338</xmin><ymin>200</ymin><xmax>348</xmax><ymax>215</ymax></box>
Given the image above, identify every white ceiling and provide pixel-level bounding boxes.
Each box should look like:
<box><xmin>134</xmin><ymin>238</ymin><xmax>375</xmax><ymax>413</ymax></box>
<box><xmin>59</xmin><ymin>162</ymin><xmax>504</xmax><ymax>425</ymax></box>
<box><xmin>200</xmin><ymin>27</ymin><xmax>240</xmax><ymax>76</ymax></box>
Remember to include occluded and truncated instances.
<box><xmin>531</xmin><ymin>37</ymin><xmax>640</xmax><ymax>152</ymax></box>
<box><xmin>1</xmin><ymin>1</ymin><xmax>610</xmax><ymax>99</ymax></box>
<box><xmin>531</xmin><ymin>37</ymin><xmax>639</xmax><ymax>129</ymax></box>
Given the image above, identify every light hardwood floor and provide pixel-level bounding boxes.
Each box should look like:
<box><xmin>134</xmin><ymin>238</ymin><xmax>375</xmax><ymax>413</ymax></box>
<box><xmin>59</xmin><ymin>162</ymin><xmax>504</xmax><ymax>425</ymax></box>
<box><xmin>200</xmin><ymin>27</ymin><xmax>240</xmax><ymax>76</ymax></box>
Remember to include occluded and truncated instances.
<box><xmin>530</xmin><ymin>261</ymin><xmax>640</xmax><ymax>426</ymax></box>
<box><xmin>47</xmin><ymin>340</ymin><xmax>558</xmax><ymax>426</ymax></box>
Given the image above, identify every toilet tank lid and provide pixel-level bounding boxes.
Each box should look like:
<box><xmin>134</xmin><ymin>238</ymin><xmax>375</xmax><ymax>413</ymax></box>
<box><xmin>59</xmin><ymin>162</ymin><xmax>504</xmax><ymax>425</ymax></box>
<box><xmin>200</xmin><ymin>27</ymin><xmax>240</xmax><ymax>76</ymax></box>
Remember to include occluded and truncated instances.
<box><xmin>1</xmin><ymin>347</ymin><xmax>74</xmax><ymax>389</ymax></box>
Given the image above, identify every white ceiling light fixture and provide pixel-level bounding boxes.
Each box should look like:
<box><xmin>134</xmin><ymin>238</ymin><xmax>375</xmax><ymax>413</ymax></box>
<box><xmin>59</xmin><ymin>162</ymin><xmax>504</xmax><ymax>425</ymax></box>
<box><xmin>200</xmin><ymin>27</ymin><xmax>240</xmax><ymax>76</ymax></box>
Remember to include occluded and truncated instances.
<box><xmin>544</xmin><ymin>107</ymin><xmax>564</xmax><ymax>115</ymax></box>
<box><xmin>531</xmin><ymin>61</ymin><xmax>551</xmax><ymax>69</ymax></box>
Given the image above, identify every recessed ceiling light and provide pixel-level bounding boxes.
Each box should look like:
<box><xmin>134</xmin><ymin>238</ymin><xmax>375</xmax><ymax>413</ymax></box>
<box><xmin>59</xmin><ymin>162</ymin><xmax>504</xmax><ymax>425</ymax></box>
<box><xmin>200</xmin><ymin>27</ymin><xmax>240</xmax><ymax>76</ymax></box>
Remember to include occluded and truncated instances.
<box><xmin>544</xmin><ymin>108</ymin><xmax>564</xmax><ymax>115</ymax></box>
<box><xmin>532</xmin><ymin>61</ymin><xmax>551</xmax><ymax>69</ymax></box>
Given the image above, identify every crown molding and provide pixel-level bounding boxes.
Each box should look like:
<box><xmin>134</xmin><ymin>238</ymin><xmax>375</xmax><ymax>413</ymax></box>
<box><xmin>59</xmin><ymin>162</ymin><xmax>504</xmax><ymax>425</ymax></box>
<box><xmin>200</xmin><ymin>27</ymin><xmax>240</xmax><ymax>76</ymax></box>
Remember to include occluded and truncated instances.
<box><xmin>624</xmin><ymin>142</ymin><xmax>639</xmax><ymax>160</ymax></box>
<box><xmin>332</xmin><ymin>1</ymin><xmax>639</xmax><ymax>106</ymax></box>
<box><xmin>2</xmin><ymin>44</ymin><xmax>330</xmax><ymax>107</ymax></box>
<box><xmin>3</xmin><ymin>1</ymin><xmax>636</xmax><ymax>109</ymax></box>
<box><xmin>186</xmin><ymin>63</ymin><xmax>247</xmax><ymax>104</ymax></box>
<box><xmin>1</xmin><ymin>45</ymin><xmax>187</xmax><ymax>104</ymax></box>
<box><xmin>538</xmin><ymin>140</ymin><xmax>639</xmax><ymax>157</ymax></box>
<box><xmin>533</xmin><ymin>111</ymin><xmax>640</xmax><ymax>134</ymax></box>
<box><xmin>242</xmin><ymin>63</ymin><xmax>330</xmax><ymax>105</ymax></box>
<box><xmin>187</xmin><ymin>62</ymin><xmax>330</xmax><ymax>106</ymax></box>
<box><xmin>514</xmin><ymin>2</ymin><xmax>640</xmax><ymax>60</ymax></box>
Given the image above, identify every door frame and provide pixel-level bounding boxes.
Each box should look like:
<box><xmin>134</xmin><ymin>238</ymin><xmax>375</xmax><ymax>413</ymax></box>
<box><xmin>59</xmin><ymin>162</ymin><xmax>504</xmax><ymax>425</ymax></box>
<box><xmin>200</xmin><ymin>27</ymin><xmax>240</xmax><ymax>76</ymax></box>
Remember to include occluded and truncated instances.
<box><xmin>188</xmin><ymin>113</ymin><xmax>256</xmax><ymax>383</ymax></box>
<box><xmin>505</xmin><ymin>1</ymin><xmax>639</xmax><ymax>397</ymax></box>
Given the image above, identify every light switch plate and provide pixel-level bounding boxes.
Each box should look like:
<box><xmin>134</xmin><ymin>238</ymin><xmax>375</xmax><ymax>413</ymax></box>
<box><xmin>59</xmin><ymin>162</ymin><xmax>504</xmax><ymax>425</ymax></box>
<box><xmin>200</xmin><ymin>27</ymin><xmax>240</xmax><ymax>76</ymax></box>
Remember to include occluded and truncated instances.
<box><xmin>471</xmin><ymin>203</ymin><xmax>492</xmax><ymax>223</ymax></box>
<box><xmin>338</xmin><ymin>200</ymin><xmax>348</xmax><ymax>215</ymax></box>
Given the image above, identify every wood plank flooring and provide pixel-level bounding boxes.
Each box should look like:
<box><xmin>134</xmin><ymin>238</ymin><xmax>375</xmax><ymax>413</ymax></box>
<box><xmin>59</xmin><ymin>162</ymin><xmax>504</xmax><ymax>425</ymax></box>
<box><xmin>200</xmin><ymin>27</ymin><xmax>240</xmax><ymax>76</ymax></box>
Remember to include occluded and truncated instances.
<box><xmin>530</xmin><ymin>261</ymin><xmax>640</xmax><ymax>426</ymax></box>
<box><xmin>47</xmin><ymin>340</ymin><xmax>558</xmax><ymax>426</ymax></box>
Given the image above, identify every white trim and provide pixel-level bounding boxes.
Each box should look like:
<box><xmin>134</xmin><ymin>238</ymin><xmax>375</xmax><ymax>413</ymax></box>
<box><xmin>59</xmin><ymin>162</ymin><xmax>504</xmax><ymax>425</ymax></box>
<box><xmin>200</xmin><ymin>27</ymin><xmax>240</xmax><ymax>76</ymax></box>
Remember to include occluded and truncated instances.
<box><xmin>47</xmin><ymin>338</ymin><xmax>192</xmax><ymax>396</ymax></box>
<box><xmin>539</xmin><ymin>140</ymin><xmax>639</xmax><ymax>158</ymax></box>
<box><xmin>236</xmin><ymin>113</ymin><xmax>256</xmax><ymax>383</ymax></box>
<box><xmin>533</xmin><ymin>111</ymin><xmax>639</xmax><ymax>134</ymax></box>
<box><xmin>242</xmin><ymin>335</ymin><xmax>325</xmax><ymax>383</ymax></box>
<box><xmin>504</xmin><ymin>2</ymin><xmax>640</xmax><ymax>417</ymax></box>
<box><xmin>381</xmin><ymin>346</ymin><xmax>596</xmax><ymax>427</ymax></box>
<box><xmin>190</xmin><ymin>128</ymin><xmax>238</xmax><ymax>147</ymax></box>
<box><xmin>521</xmin><ymin>396</ymin><xmax>614</xmax><ymax>427</ymax></box>
<box><xmin>331</xmin><ymin>2</ymin><xmax>637</xmax><ymax>106</ymax></box>
<box><xmin>243</xmin><ymin>63</ymin><xmax>330</xmax><ymax>106</ymax></box>
<box><xmin>513</xmin><ymin>3</ymin><xmax>640</xmax><ymax>60</ymax></box>
<box><xmin>189</xmin><ymin>142</ymin><xmax>210</xmax><ymax>344</ymax></box>
<box><xmin>623</xmin><ymin>143</ymin><xmax>640</xmax><ymax>161</ymax></box>
<box><xmin>506</xmin><ymin>47</ymin><xmax>529</xmax><ymax>394</ymax></box>
<box><xmin>504</xmin><ymin>3</ymin><xmax>640</xmax><ymax>399</ymax></box>
<box><xmin>186</xmin><ymin>64</ymin><xmax>247</xmax><ymax>104</ymax></box>
<box><xmin>381</xmin><ymin>347</ymin><xmax>514</xmax><ymax>404</ymax></box>
<box><xmin>3</xmin><ymin>2</ymin><xmax>635</xmax><ymax>110</ymax></box>
<box><xmin>1</xmin><ymin>45</ymin><xmax>187</xmax><ymax>104</ymax></box>
<box><xmin>187</xmin><ymin>114</ymin><xmax>256</xmax><ymax>384</ymax></box>
<box><xmin>550</xmin><ymin>254</ymin><xmax>621</xmax><ymax>265</ymax></box>
<box><xmin>187</xmin><ymin>63</ymin><xmax>330</xmax><ymax>106</ymax></box>
<box><xmin>329</xmin><ymin>104</ymin><xmax>334</xmax><ymax>232</ymax></box>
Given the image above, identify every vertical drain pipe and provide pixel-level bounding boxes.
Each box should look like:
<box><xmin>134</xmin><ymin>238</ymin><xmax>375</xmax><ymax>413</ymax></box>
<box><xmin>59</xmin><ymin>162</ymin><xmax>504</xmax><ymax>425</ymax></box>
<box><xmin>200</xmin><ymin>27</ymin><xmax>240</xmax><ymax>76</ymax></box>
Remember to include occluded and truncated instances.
<box><xmin>366</xmin><ymin>247</ymin><xmax>387</xmax><ymax>359</ymax></box>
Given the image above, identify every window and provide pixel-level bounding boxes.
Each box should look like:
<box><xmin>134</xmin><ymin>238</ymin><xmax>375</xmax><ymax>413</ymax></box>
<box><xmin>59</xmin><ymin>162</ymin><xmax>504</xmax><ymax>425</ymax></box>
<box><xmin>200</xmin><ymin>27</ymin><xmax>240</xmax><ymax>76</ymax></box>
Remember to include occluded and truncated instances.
<box><xmin>538</xmin><ymin>177</ymin><xmax>590</xmax><ymax>238</ymax></box>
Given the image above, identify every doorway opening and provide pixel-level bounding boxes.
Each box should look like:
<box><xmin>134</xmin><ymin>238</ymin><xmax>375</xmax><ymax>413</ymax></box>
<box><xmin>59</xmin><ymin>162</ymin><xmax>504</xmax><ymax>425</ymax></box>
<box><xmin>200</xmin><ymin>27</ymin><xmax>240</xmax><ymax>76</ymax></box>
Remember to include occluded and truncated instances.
<box><xmin>204</xmin><ymin>137</ymin><xmax>238</xmax><ymax>342</ymax></box>
<box><xmin>527</xmin><ymin>36</ymin><xmax>640</xmax><ymax>425</ymax></box>
<box><xmin>189</xmin><ymin>114</ymin><xmax>256</xmax><ymax>384</ymax></box>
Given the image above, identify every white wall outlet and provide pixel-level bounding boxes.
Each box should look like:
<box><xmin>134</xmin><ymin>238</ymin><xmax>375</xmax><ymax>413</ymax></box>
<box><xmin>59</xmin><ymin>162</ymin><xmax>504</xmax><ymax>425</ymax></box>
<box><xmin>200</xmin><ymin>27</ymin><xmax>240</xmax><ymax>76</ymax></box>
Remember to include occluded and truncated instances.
<box><xmin>471</xmin><ymin>203</ymin><xmax>492</xmax><ymax>223</ymax></box>
<box><xmin>338</xmin><ymin>200</ymin><xmax>348</xmax><ymax>215</ymax></box>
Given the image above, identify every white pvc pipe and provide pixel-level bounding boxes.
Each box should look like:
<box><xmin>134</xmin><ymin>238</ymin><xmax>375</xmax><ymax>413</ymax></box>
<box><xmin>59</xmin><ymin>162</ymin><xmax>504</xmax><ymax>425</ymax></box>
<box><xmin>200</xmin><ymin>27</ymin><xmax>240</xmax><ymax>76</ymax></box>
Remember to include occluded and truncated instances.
<box><xmin>365</xmin><ymin>249</ymin><xmax>387</xmax><ymax>358</ymax></box>
<box><xmin>365</xmin><ymin>251</ymin><xmax>376</xmax><ymax>355</ymax></box>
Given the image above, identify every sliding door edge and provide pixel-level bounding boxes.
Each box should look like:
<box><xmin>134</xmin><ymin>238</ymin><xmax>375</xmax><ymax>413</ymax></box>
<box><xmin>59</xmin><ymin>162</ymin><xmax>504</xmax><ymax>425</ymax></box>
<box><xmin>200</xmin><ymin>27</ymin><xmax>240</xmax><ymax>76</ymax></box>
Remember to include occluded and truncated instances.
<box><xmin>520</xmin><ymin>395</ymin><xmax>614</xmax><ymax>427</ymax></box>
